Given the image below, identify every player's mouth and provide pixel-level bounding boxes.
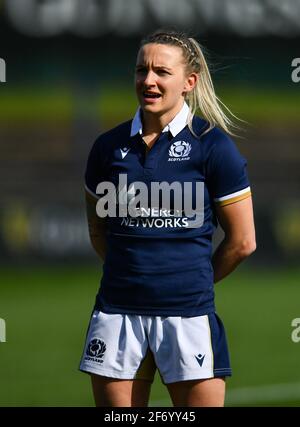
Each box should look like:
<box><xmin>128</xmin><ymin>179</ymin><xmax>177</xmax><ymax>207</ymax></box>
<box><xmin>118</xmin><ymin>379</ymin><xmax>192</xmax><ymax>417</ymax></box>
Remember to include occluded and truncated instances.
<box><xmin>142</xmin><ymin>91</ymin><xmax>162</xmax><ymax>103</ymax></box>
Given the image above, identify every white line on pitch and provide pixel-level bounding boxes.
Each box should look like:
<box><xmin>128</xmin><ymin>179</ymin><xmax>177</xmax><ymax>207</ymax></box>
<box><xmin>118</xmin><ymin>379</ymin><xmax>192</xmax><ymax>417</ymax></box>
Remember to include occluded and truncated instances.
<box><xmin>149</xmin><ymin>382</ymin><xmax>300</xmax><ymax>407</ymax></box>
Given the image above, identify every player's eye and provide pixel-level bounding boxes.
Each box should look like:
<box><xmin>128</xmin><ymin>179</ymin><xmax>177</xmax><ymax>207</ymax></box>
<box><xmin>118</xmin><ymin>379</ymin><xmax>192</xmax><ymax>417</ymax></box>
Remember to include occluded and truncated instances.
<box><xmin>135</xmin><ymin>67</ymin><xmax>147</xmax><ymax>74</ymax></box>
<box><xmin>157</xmin><ymin>69</ymin><xmax>170</xmax><ymax>75</ymax></box>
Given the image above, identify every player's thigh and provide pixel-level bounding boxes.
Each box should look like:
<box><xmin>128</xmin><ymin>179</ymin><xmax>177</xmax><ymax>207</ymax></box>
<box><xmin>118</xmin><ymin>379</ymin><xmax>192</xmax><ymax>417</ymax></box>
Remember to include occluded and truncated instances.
<box><xmin>166</xmin><ymin>377</ymin><xmax>226</xmax><ymax>407</ymax></box>
<box><xmin>91</xmin><ymin>374</ymin><xmax>152</xmax><ymax>407</ymax></box>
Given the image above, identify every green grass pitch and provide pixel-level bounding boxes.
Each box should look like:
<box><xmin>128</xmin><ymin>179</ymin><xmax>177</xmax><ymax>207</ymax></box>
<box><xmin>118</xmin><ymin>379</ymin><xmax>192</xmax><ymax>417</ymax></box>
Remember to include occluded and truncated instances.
<box><xmin>0</xmin><ymin>264</ymin><xmax>300</xmax><ymax>406</ymax></box>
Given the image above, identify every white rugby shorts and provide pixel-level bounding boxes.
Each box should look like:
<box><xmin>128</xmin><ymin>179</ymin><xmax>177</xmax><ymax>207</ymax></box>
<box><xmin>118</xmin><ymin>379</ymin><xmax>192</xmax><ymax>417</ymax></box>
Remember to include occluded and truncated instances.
<box><xmin>79</xmin><ymin>310</ymin><xmax>231</xmax><ymax>384</ymax></box>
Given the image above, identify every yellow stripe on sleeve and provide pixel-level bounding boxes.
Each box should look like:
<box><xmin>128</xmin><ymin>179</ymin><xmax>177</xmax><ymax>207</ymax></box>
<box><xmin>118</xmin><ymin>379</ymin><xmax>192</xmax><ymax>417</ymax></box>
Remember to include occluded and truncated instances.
<box><xmin>217</xmin><ymin>190</ymin><xmax>252</xmax><ymax>207</ymax></box>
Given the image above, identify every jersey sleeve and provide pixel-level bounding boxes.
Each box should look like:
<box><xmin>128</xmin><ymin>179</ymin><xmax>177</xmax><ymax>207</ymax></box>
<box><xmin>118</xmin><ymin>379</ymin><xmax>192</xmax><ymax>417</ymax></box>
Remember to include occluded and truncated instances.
<box><xmin>206</xmin><ymin>130</ymin><xmax>251</xmax><ymax>207</ymax></box>
<box><xmin>85</xmin><ymin>136</ymin><xmax>106</xmax><ymax>199</ymax></box>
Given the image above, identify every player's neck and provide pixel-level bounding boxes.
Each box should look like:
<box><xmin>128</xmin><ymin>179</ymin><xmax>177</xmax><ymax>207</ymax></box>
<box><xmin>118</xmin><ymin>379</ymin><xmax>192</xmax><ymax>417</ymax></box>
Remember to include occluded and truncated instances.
<box><xmin>142</xmin><ymin>101</ymin><xmax>184</xmax><ymax>137</ymax></box>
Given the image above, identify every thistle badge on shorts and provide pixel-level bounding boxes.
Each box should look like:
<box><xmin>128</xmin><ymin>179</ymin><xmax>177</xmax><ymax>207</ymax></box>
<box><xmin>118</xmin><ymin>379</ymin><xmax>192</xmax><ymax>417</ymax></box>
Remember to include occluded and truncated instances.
<box><xmin>85</xmin><ymin>338</ymin><xmax>106</xmax><ymax>364</ymax></box>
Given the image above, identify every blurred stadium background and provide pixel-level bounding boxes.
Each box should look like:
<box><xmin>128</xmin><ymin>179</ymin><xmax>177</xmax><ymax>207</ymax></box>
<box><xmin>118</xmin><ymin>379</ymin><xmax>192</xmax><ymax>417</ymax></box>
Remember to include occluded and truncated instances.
<box><xmin>0</xmin><ymin>0</ymin><xmax>300</xmax><ymax>406</ymax></box>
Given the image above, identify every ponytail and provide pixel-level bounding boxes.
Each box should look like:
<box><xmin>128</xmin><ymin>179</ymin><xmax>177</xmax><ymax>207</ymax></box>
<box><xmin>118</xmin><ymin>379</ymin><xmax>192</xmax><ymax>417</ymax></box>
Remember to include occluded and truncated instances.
<box><xmin>186</xmin><ymin>37</ymin><xmax>239</xmax><ymax>136</ymax></box>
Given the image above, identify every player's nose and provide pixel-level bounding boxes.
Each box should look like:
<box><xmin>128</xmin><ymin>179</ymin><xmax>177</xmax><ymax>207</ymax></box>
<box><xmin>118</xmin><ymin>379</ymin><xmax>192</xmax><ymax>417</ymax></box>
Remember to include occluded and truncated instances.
<box><xmin>143</xmin><ymin>70</ymin><xmax>156</xmax><ymax>86</ymax></box>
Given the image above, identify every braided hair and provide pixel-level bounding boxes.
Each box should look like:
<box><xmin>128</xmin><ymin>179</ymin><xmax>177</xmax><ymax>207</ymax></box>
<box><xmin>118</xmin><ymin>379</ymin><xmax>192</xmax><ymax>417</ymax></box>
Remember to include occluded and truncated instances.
<box><xmin>140</xmin><ymin>30</ymin><xmax>239</xmax><ymax>136</ymax></box>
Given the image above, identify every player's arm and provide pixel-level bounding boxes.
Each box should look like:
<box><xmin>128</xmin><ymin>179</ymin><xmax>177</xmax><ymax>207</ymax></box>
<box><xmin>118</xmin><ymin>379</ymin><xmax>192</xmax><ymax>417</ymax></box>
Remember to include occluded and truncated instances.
<box><xmin>85</xmin><ymin>189</ymin><xmax>107</xmax><ymax>261</ymax></box>
<box><xmin>212</xmin><ymin>195</ymin><xmax>256</xmax><ymax>283</ymax></box>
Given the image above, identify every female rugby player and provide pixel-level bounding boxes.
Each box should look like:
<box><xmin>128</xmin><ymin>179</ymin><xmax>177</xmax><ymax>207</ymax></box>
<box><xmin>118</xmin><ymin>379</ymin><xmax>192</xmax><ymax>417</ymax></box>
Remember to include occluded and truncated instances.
<box><xmin>79</xmin><ymin>30</ymin><xmax>256</xmax><ymax>407</ymax></box>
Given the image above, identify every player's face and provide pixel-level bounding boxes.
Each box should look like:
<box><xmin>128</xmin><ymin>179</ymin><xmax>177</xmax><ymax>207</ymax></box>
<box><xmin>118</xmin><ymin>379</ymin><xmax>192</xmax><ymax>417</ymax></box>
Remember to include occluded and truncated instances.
<box><xmin>135</xmin><ymin>43</ymin><xmax>196</xmax><ymax>119</ymax></box>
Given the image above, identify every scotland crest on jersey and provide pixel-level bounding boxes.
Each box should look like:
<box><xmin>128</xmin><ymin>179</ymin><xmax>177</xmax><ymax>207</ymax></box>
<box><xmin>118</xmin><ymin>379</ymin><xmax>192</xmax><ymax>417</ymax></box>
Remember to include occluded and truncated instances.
<box><xmin>168</xmin><ymin>141</ymin><xmax>191</xmax><ymax>161</ymax></box>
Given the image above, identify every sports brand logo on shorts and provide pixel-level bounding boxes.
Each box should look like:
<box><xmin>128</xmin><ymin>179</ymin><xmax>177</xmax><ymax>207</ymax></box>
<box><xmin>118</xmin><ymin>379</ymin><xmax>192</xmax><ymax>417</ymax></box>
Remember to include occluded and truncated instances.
<box><xmin>195</xmin><ymin>353</ymin><xmax>205</xmax><ymax>367</ymax></box>
<box><xmin>85</xmin><ymin>338</ymin><xmax>106</xmax><ymax>364</ymax></box>
<box><xmin>168</xmin><ymin>141</ymin><xmax>191</xmax><ymax>161</ymax></box>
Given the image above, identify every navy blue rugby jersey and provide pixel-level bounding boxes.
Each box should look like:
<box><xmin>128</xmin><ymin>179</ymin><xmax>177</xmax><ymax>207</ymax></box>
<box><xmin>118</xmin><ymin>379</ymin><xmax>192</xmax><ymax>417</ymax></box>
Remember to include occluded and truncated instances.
<box><xmin>85</xmin><ymin>102</ymin><xmax>251</xmax><ymax>316</ymax></box>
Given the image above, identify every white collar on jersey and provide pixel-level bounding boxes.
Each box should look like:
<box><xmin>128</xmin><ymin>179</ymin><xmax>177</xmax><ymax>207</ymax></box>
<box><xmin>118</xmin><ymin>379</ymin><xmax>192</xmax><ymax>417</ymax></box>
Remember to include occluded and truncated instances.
<box><xmin>130</xmin><ymin>101</ymin><xmax>190</xmax><ymax>138</ymax></box>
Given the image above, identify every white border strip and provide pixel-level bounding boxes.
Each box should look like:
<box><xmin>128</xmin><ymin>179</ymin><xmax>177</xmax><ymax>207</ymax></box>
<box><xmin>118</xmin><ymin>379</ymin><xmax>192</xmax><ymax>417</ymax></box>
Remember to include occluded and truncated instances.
<box><xmin>214</xmin><ymin>186</ymin><xmax>251</xmax><ymax>203</ymax></box>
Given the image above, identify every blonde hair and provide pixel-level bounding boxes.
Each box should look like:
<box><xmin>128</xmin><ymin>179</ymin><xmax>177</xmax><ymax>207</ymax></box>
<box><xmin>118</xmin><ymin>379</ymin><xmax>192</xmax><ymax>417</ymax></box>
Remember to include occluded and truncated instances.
<box><xmin>141</xmin><ymin>31</ymin><xmax>240</xmax><ymax>136</ymax></box>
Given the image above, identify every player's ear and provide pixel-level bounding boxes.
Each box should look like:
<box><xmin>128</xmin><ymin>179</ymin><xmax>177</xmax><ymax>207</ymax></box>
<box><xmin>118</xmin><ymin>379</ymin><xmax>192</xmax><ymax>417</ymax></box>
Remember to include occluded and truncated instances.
<box><xmin>183</xmin><ymin>72</ymin><xmax>198</xmax><ymax>94</ymax></box>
